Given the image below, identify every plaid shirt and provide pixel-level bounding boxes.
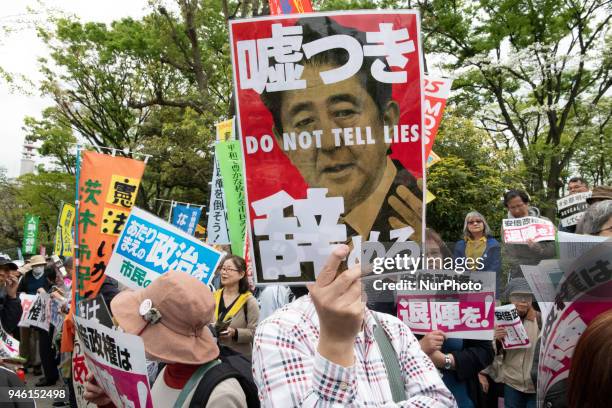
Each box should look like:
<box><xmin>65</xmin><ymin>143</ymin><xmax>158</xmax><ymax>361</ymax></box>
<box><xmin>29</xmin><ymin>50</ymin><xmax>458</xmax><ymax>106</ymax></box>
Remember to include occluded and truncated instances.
<box><xmin>253</xmin><ymin>295</ymin><xmax>456</xmax><ymax>407</ymax></box>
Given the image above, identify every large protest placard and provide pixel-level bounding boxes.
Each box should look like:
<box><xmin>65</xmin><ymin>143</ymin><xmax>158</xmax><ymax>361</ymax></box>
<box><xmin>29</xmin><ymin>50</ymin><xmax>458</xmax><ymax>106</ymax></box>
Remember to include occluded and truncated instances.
<box><xmin>423</xmin><ymin>76</ymin><xmax>452</xmax><ymax>159</ymax></box>
<box><xmin>22</xmin><ymin>214</ymin><xmax>40</xmax><ymax>255</ymax></box>
<box><xmin>171</xmin><ymin>204</ymin><xmax>202</xmax><ymax>236</ymax></box>
<box><xmin>537</xmin><ymin>241</ymin><xmax>612</xmax><ymax>404</ymax></box>
<box><xmin>556</xmin><ymin>192</ymin><xmax>591</xmax><ymax>228</ymax></box>
<box><xmin>106</xmin><ymin>207</ymin><xmax>224</xmax><ymax>290</ymax></box>
<box><xmin>76</xmin><ymin>150</ymin><xmax>146</xmax><ymax>299</ymax></box>
<box><xmin>20</xmin><ymin>293</ymin><xmax>51</xmax><ymax>332</ymax></box>
<box><xmin>54</xmin><ymin>202</ymin><xmax>76</xmax><ymax>257</ymax></box>
<box><xmin>0</xmin><ymin>324</ymin><xmax>20</xmax><ymax>359</ymax></box>
<box><xmin>206</xmin><ymin>156</ymin><xmax>230</xmax><ymax>244</ymax></box>
<box><xmin>494</xmin><ymin>304</ymin><xmax>531</xmax><ymax>349</ymax></box>
<box><xmin>230</xmin><ymin>11</ymin><xmax>426</xmax><ymax>283</ymax></box>
<box><xmin>74</xmin><ymin>316</ymin><xmax>153</xmax><ymax>408</ymax></box>
<box><xmin>396</xmin><ymin>270</ymin><xmax>495</xmax><ymax>340</ymax></box>
<box><xmin>215</xmin><ymin>141</ymin><xmax>247</xmax><ymax>257</ymax></box>
<box><xmin>502</xmin><ymin>217</ymin><xmax>556</xmax><ymax>244</ymax></box>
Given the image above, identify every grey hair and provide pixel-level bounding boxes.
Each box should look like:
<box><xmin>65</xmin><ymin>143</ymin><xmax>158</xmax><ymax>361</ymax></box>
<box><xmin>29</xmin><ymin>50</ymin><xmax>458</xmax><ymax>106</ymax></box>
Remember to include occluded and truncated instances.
<box><xmin>463</xmin><ymin>211</ymin><xmax>492</xmax><ymax>238</ymax></box>
<box><xmin>576</xmin><ymin>200</ymin><xmax>612</xmax><ymax>235</ymax></box>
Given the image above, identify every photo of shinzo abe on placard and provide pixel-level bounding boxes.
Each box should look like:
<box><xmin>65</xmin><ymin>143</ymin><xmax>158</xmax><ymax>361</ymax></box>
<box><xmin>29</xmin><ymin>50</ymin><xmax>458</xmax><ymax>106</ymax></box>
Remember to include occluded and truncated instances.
<box><xmin>230</xmin><ymin>11</ymin><xmax>426</xmax><ymax>284</ymax></box>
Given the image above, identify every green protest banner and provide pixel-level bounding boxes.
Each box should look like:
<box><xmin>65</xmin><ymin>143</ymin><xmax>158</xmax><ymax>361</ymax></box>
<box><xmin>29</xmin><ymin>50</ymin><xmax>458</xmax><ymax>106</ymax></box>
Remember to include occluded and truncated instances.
<box><xmin>22</xmin><ymin>214</ymin><xmax>40</xmax><ymax>255</ymax></box>
<box><xmin>215</xmin><ymin>141</ymin><xmax>246</xmax><ymax>257</ymax></box>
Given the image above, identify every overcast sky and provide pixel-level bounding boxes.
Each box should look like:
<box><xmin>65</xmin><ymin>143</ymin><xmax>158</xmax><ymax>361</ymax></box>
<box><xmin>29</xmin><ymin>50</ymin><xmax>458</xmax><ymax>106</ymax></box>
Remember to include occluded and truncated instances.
<box><xmin>0</xmin><ymin>1</ymin><xmax>150</xmax><ymax>178</ymax></box>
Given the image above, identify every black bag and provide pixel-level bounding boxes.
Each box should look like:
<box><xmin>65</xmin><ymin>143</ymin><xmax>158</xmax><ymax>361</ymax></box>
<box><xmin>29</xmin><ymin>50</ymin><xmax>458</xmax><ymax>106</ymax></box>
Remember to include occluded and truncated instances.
<box><xmin>188</xmin><ymin>346</ymin><xmax>260</xmax><ymax>408</ymax></box>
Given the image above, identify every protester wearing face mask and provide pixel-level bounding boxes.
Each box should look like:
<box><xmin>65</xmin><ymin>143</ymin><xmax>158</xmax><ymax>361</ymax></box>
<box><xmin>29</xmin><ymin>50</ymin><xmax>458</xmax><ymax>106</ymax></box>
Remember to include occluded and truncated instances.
<box><xmin>17</xmin><ymin>255</ymin><xmax>49</xmax><ymax>376</ymax></box>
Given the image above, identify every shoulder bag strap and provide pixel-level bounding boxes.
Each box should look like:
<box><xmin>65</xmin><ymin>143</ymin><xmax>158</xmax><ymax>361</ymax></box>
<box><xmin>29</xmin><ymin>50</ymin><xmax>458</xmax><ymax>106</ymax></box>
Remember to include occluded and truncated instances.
<box><xmin>173</xmin><ymin>359</ymin><xmax>222</xmax><ymax>408</ymax></box>
<box><xmin>372</xmin><ymin>314</ymin><xmax>407</xmax><ymax>403</ymax></box>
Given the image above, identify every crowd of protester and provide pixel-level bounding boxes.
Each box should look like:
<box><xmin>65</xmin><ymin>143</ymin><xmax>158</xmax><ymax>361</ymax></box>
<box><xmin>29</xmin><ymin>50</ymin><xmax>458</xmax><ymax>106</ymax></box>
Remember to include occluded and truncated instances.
<box><xmin>0</xmin><ymin>180</ymin><xmax>611</xmax><ymax>408</ymax></box>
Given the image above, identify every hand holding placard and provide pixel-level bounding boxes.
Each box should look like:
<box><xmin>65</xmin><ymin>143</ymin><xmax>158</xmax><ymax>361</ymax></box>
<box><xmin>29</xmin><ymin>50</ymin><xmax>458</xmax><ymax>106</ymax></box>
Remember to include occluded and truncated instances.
<box><xmin>309</xmin><ymin>245</ymin><xmax>363</xmax><ymax>367</ymax></box>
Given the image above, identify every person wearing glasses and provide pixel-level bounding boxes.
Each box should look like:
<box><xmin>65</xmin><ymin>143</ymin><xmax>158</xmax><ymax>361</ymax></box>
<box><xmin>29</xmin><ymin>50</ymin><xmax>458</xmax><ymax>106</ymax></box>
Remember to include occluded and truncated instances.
<box><xmin>453</xmin><ymin>212</ymin><xmax>502</xmax><ymax>297</ymax></box>
<box><xmin>213</xmin><ymin>255</ymin><xmax>260</xmax><ymax>359</ymax></box>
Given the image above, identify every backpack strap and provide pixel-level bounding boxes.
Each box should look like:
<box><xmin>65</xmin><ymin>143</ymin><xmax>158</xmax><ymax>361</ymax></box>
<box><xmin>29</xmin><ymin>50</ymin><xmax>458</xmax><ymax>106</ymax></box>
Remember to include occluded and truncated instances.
<box><xmin>372</xmin><ymin>314</ymin><xmax>407</xmax><ymax>403</ymax></box>
<box><xmin>188</xmin><ymin>362</ymin><xmax>259</xmax><ymax>408</ymax></box>
<box><xmin>173</xmin><ymin>359</ymin><xmax>221</xmax><ymax>408</ymax></box>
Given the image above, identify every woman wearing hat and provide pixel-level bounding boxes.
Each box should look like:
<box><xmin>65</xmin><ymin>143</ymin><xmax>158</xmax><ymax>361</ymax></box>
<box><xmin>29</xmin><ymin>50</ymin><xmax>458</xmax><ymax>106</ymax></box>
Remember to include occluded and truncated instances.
<box><xmin>84</xmin><ymin>271</ymin><xmax>248</xmax><ymax>407</ymax></box>
<box><xmin>213</xmin><ymin>256</ymin><xmax>259</xmax><ymax>359</ymax></box>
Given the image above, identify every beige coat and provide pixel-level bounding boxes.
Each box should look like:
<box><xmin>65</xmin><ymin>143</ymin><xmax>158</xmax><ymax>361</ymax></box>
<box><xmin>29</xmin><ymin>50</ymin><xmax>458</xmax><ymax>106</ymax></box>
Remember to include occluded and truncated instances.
<box><xmin>217</xmin><ymin>295</ymin><xmax>259</xmax><ymax>358</ymax></box>
<box><xmin>500</xmin><ymin>315</ymin><xmax>540</xmax><ymax>393</ymax></box>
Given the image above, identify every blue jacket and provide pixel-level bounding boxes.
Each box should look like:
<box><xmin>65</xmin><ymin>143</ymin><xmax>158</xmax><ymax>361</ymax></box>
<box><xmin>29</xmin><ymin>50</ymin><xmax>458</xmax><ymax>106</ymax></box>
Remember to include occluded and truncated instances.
<box><xmin>454</xmin><ymin>236</ymin><xmax>502</xmax><ymax>298</ymax></box>
<box><xmin>453</xmin><ymin>236</ymin><xmax>501</xmax><ymax>273</ymax></box>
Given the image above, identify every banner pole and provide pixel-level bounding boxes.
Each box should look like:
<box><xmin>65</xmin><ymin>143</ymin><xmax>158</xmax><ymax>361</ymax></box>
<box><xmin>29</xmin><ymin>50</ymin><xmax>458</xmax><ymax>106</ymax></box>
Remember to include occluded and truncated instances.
<box><xmin>74</xmin><ymin>145</ymin><xmax>82</xmax><ymax>313</ymax></box>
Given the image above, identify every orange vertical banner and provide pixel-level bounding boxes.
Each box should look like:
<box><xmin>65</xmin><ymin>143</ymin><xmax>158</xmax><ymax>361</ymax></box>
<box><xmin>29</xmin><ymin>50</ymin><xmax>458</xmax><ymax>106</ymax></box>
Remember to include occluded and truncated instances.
<box><xmin>62</xmin><ymin>150</ymin><xmax>146</xmax><ymax>352</ymax></box>
<box><xmin>76</xmin><ymin>150</ymin><xmax>146</xmax><ymax>298</ymax></box>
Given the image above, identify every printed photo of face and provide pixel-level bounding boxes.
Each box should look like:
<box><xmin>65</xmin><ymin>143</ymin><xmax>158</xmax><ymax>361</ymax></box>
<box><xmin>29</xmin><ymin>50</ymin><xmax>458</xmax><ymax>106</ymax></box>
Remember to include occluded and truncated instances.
<box><xmin>273</xmin><ymin>63</ymin><xmax>400</xmax><ymax>213</ymax></box>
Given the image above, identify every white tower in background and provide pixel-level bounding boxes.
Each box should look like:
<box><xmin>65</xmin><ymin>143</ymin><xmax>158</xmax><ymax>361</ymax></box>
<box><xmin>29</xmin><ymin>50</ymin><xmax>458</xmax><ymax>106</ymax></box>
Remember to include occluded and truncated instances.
<box><xmin>19</xmin><ymin>143</ymin><xmax>36</xmax><ymax>176</ymax></box>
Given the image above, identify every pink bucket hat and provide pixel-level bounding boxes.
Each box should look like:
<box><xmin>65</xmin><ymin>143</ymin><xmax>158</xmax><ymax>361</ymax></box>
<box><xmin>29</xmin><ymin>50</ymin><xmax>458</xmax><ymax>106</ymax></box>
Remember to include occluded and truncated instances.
<box><xmin>110</xmin><ymin>271</ymin><xmax>219</xmax><ymax>365</ymax></box>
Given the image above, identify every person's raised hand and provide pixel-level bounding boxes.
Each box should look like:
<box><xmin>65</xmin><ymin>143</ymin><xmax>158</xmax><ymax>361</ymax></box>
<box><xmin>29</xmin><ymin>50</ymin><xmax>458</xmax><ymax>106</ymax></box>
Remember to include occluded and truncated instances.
<box><xmin>4</xmin><ymin>274</ymin><xmax>18</xmax><ymax>299</ymax></box>
<box><xmin>83</xmin><ymin>373</ymin><xmax>112</xmax><ymax>406</ymax></box>
<box><xmin>309</xmin><ymin>245</ymin><xmax>363</xmax><ymax>367</ymax></box>
<box><xmin>388</xmin><ymin>185</ymin><xmax>422</xmax><ymax>242</ymax></box>
<box><xmin>418</xmin><ymin>330</ymin><xmax>445</xmax><ymax>355</ymax></box>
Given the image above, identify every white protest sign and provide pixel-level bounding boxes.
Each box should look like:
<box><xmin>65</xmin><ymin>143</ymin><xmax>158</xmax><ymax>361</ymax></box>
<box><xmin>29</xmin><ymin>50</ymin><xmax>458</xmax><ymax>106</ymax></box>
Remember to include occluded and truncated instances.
<box><xmin>72</xmin><ymin>336</ymin><xmax>96</xmax><ymax>408</ymax></box>
<box><xmin>106</xmin><ymin>207</ymin><xmax>224</xmax><ymax>290</ymax></box>
<box><xmin>495</xmin><ymin>304</ymin><xmax>531</xmax><ymax>349</ymax></box>
<box><xmin>556</xmin><ymin>192</ymin><xmax>591</xmax><ymax>228</ymax></box>
<box><xmin>502</xmin><ymin>217</ymin><xmax>556</xmax><ymax>244</ymax></box>
<box><xmin>74</xmin><ymin>316</ymin><xmax>153</xmax><ymax>408</ymax></box>
<box><xmin>17</xmin><ymin>293</ymin><xmax>37</xmax><ymax>328</ymax></box>
<box><xmin>20</xmin><ymin>293</ymin><xmax>51</xmax><ymax>332</ymax></box>
<box><xmin>0</xmin><ymin>324</ymin><xmax>20</xmax><ymax>358</ymax></box>
<box><xmin>538</xmin><ymin>241</ymin><xmax>612</xmax><ymax>403</ymax></box>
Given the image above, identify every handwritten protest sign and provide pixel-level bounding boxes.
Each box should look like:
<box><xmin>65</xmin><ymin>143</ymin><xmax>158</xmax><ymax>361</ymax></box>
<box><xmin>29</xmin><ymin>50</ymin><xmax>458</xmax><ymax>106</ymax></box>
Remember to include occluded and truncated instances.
<box><xmin>22</xmin><ymin>214</ymin><xmax>40</xmax><ymax>255</ymax></box>
<box><xmin>74</xmin><ymin>316</ymin><xmax>153</xmax><ymax>408</ymax></box>
<box><xmin>538</xmin><ymin>242</ymin><xmax>612</xmax><ymax>404</ymax></box>
<box><xmin>216</xmin><ymin>118</ymin><xmax>235</xmax><ymax>142</ymax></box>
<box><xmin>0</xmin><ymin>324</ymin><xmax>20</xmax><ymax>358</ymax></box>
<box><xmin>216</xmin><ymin>141</ymin><xmax>247</xmax><ymax>257</ymax></box>
<box><xmin>495</xmin><ymin>304</ymin><xmax>530</xmax><ymax>349</ymax></box>
<box><xmin>556</xmin><ymin>192</ymin><xmax>591</xmax><ymax>228</ymax></box>
<box><xmin>502</xmin><ymin>217</ymin><xmax>556</xmax><ymax>244</ymax></box>
<box><xmin>20</xmin><ymin>293</ymin><xmax>51</xmax><ymax>332</ymax></box>
<box><xmin>171</xmin><ymin>204</ymin><xmax>202</xmax><ymax>236</ymax></box>
<box><xmin>106</xmin><ymin>207</ymin><xmax>224</xmax><ymax>289</ymax></box>
<box><xmin>396</xmin><ymin>270</ymin><xmax>495</xmax><ymax>340</ymax></box>
<box><xmin>53</xmin><ymin>202</ymin><xmax>76</xmax><ymax>257</ymax></box>
<box><xmin>230</xmin><ymin>11</ymin><xmax>426</xmax><ymax>283</ymax></box>
<box><xmin>17</xmin><ymin>294</ymin><xmax>37</xmax><ymax>328</ymax></box>
<box><xmin>206</xmin><ymin>156</ymin><xmax>230</xmax><ymax>245</ymax></box>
